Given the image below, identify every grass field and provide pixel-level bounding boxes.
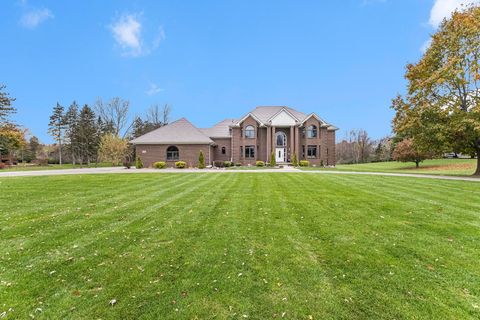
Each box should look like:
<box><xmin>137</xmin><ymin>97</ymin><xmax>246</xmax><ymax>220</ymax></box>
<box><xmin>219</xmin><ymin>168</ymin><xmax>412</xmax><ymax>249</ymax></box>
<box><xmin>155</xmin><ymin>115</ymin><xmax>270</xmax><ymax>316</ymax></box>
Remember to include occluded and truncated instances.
<box><xmin>1</xmin><ymin>162</ymin><xmax>119</xmax><ymax>172</ymax></box>
<box><xmin>304</xmin><ymin>159</ymin><xmax>477</xmax><ymax>176</ymax></box>
<box><xmin>1</xmin><ymin>173</ymin><xmax>479</xmax><ymax>319</ymax></box>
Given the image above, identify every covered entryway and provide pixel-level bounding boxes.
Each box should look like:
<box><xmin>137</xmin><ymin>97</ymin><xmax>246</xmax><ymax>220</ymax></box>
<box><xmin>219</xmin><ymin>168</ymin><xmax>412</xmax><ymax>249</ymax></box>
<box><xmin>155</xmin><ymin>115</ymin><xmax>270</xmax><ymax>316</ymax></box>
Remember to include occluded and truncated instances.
<box><xmin>275</xmin><ymin>131</ymin><xmax>287</xmax><ymax>163</ymax></box>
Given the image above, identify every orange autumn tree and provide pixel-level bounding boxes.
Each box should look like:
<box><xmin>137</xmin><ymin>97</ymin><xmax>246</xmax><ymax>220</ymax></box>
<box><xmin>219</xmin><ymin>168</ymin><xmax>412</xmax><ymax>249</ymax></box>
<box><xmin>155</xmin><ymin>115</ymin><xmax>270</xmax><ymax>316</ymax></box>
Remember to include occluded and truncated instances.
<box><xmin>392</xmin><ymin>138</ymin><xmax>430</xmax><ymax>168</ymax></box>
<box><xmin>392</xmin><ymin>5</ymin><xmax>480</xmax><ymax>175</ymax></box>
<box><xmin>0</xmin><ymin>124</ymin><xmax>27</xmax><ymax>163</ymax></box>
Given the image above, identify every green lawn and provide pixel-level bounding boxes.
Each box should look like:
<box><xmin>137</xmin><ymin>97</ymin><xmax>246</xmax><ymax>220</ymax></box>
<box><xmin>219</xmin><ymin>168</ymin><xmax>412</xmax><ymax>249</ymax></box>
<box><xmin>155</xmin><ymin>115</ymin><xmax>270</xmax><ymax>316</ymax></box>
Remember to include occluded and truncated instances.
<box><xmin>1</xmin><ymin>173</ymin><xmax>479</xmax><ymax>319</ymax></box>
<box><xmin>303</xmin><ymin>158</ymin><xmax>477</xmax><ymax>176</ymax></box>
<box><xmin>1</xmin><ymin>162</ymin><xmax>119</xmax><ymax>171</ymax></box>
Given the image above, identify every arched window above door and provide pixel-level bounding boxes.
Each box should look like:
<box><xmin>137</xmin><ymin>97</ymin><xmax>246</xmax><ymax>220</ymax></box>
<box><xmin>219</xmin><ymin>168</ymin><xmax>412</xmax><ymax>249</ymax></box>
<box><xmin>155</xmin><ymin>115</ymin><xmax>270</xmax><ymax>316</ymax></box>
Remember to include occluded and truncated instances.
<box><xmin>276</xmin><ymin>132</ymin><xmax>287</xmax><ymax>147</ymax></box>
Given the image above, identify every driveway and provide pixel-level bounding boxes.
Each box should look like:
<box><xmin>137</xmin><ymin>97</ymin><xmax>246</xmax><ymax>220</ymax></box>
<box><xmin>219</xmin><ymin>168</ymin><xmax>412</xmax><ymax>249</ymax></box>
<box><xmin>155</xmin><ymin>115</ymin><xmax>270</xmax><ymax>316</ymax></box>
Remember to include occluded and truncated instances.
<box><xmin>1</xmin><ymin>166</ymin><xmax>479</xmax><ymax>182</ymax></box>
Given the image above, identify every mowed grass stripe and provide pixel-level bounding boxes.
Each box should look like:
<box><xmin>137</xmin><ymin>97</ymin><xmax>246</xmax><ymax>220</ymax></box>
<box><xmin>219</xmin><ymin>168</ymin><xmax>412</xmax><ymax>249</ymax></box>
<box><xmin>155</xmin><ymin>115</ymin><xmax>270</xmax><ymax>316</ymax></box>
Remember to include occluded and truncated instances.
<box><xmin>0</xmin><ymin>174</ymin><xmax>225</xmax><ymax>318</ymax></box>
<box><xmin>0</xmin><ymin>174</ymin><xmax>180</xmax><ymax>234</ymax></box>
<box><xmin>294</xmin><ymin>174</ymin><xmax>480</xmax><ymax>318</ymax></box>
<box><xmin>0</xmin><ymin>174</ymin><xmax>193</xmax><ymax>254</ymax></box>
<box><xmin>42</xmin><ymin>174</ymin><xmax>233</xmax><ymax>318</ymax></box>
<box><xmin>1</xmin><ymin>174</ymin><xmax>216</xmax><ymax>270</ymax></box>
<box><xmin>0</xmin><ymin>173</ymin><xmax>479</xmax><ymax>319</ymax></box>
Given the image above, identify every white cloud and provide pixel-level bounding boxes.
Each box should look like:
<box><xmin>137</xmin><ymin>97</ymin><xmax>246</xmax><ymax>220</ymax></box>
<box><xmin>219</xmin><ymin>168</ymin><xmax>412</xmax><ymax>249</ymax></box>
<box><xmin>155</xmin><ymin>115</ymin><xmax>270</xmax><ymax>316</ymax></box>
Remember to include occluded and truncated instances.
<box><xmin>429</xmin><ymin>0</ymin><xmax>480</xmax><ymax>28</ymax></box>
<box><xmin>146</xmin><ymin>83</ymin><xmax>164</xmax><ymax>96</ymax></box>
<box><xmin>20</xmin><ymin>7</ymin><xmax>53</xmax><ymax>29</ymax></box>
<box><xmin>152</xmin><ymin>26</ymin><xmax>166</xmax><ymax>50</ymax></box>
<box><xmin>110</xmin><ymin>14</ymin><xmax>143</xmax><ymax>56</ymax></box>
<box><xmin>110</xmin><ymin>14</ymin><xmax>165</xmax><ymax>57</ymax></box>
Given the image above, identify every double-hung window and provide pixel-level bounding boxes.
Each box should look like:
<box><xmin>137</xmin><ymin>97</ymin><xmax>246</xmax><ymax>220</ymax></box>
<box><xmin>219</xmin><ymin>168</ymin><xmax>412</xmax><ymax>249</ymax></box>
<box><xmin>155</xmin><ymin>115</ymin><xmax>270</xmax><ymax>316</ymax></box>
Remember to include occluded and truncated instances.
<box><xmin>307</xmin><ymin>145</ymin><xmax>317</xmax><ymax>158</ymax></box>
<box><xmin>245</xmin><ymin>145</ymin><xmax>255</xmax><ymax>159</ymax></box>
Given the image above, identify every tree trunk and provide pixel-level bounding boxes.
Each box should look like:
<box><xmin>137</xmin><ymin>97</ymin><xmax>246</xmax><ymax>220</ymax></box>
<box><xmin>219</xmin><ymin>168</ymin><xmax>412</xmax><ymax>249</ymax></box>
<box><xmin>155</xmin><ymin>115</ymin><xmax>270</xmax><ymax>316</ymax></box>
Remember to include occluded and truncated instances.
<box><xmin>415</xmin><ymin>160</ymin><xmax>420</xmax><ymax>168</ymax></box>
<box><xmin>59</xmin><ymin>139</ymin><xmax>62</xmax><ymax>165</ymax></box>
<box><xmin>474</xmin><ymin>148</ymin><xmax>480</xmax><ymax>176</ymax></box>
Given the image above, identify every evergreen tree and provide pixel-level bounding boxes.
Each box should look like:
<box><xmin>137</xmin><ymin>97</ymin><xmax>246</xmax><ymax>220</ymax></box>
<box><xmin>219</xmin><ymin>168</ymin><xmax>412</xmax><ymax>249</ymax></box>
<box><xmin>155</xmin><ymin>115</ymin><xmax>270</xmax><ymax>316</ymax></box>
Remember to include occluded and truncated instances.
<box><xmin>198</xmin><ymin>150</ymin><xmax>205</xmax><ymax>169</ymax></box>
<box><xmin>131</xmin><ymin>116</ymin><xmax>145</xmax><ymax>139</ymax></box>
<box><xmin>270</xmin><ymin>151</ymin><xmax>276</xmax><ymax>167</ymax></box>
<box><xmin>77</xmin><ymin>104</ymin><xmax>98</xmax><ymax>164</ymax></box>
<box><xmin>48</xmin><ymin>103</ymin><xmax>66</xmax><ymax>164</ymax></box>
<box><xmin>0</xmin><ymin>84</ymin><xmax>16</xmax><ymax>124</ymax></box>
<box><xmin>291</xmin><ymin>152</ymin><xmax>298</xmax><ymax>167</ymax></box>
<box><xmin>64</xmin><ymin>102</ymin><xmax>80</xmax><ymax>164</ymax></box>
<box><xmin>22</xmin><ymin>136</ymin><xmax>40</xmax><ymax>162</ymax></box>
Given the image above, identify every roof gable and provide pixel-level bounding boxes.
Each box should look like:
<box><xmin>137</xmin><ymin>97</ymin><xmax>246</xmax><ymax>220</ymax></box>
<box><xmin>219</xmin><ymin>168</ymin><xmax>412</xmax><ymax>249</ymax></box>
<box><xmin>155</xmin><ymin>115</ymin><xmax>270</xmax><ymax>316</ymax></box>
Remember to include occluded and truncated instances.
<box><xmin>234</xmin><ymin>112</ymin><xmax>264</xmax><ymax>127</ymax></box>
<box><xmin>130</xmin><ymin>118</ymin><xmax>214</xmax><ymax>145</ymax></box>
<box><xmin>269</xmin><ymin>108</ymin><xmax>298</xmax><ymax>126</ymax></box>
<box><xmin>300</xmin><ymin>113</ymin><xmax>330</xmax><ymax>126</ymax></box>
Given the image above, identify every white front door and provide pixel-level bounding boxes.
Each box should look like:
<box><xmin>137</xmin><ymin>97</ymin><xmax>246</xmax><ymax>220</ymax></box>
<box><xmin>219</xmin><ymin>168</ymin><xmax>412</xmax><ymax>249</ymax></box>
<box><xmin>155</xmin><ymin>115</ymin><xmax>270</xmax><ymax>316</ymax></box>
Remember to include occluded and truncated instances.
<box><xmin>275</xmin><ymin>147</ymin><xmax>285</xmax><ymax>163</ymax></box>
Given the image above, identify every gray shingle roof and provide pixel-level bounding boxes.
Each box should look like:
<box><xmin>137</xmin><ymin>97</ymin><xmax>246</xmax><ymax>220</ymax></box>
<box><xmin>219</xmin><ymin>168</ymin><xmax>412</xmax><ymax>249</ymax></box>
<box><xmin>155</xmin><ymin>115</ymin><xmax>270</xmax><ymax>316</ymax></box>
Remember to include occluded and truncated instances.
<box><xmin>131</xmin><ymin>106</ymin><xmax>338</xmax><ymax>145</ymax></box>
<box><xmin>130</xmin><ymin>118</ymin><xmax>214</xmax><ymax>144</ymax></box>
<box><xmin>248</xmin><ymin>106</ymin><xmax>308</xmax><ymax>123</ymax></box>
<box><xmin>199</xmin><ymin>119</ymin><xmax>236</xmax><ymax>138</ymax></box>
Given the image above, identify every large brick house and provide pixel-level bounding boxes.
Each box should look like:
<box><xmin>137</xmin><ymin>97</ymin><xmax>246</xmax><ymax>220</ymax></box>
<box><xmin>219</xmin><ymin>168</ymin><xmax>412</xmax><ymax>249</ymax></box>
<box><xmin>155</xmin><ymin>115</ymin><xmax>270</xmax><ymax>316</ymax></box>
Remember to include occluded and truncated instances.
<box><xmin>131</xmin><ymin>106</ymin><xmax>338</xmax><ymax>167</ymax></box>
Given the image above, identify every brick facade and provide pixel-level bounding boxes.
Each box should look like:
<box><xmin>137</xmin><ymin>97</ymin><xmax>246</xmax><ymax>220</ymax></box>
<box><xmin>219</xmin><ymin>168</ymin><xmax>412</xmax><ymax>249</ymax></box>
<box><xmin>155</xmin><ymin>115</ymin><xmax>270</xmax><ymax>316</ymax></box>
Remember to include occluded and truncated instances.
<box><xmin>136</xmin><ymin>144</ymin><xmax>212</xmax><ymax>168</ymax></box>
<box><xmin>132</xmin><ymin>107</ymin><xmax>337</xmax><ymax>167</ymax></box>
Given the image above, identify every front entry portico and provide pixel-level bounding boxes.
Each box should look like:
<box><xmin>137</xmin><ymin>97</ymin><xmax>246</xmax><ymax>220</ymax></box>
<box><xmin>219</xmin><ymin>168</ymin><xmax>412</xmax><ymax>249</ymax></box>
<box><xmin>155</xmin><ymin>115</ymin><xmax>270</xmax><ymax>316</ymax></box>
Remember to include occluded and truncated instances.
<box><xmin>275</xmin><ymin>131</ymin><xmax>287</xmax><ymax>163</ymax></box>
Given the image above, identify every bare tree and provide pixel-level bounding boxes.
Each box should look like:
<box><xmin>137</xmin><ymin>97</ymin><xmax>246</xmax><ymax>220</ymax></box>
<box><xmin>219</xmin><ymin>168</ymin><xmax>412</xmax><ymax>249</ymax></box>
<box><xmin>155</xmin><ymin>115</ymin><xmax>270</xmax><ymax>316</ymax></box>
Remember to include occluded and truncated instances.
<box><xmin>162</xmin><ymin>104</ymin><xmax>171</xmax><ymax>125</ymax></box>
<box><xmin>94</xmin><ymin>97</ymin><xmax>129</xmax><ymax>137</ymax></box>
<box><xmin>146</xmin><ymin>103</ymin><xmax>171</xmax><ymax>126</ymax></box>
<box><xmin>356</xmin><ymin>129</ymin><xmax>373</xmax><ymax>163</ymax></box>
<box><xmin>336</xmin><ymin>129</ymin><xmax>374</xmax><ymax>164</ymax></box>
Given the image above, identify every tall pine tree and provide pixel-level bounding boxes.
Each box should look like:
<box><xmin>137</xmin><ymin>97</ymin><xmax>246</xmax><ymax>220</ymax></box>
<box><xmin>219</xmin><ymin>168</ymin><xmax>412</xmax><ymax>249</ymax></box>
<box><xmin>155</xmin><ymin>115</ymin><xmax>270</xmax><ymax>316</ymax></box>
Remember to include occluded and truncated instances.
<box><xmin>0</xmin><ymin>84</ymin><xmax>16</xmax><ymax>124</ymax></box>
<box><xmin>77</xmin><ymin>104</ymin><xmax>98</xmax><ymax>164</ymax></box>
<box><xmin>64</xmin><ymin>102</ymin><xmax>79</xmax><ymax>165</ymax></box>
<box><xmin>48</xmin><ymin>103</ymin><xmax>66</xmax><ymax>164</ymax></box>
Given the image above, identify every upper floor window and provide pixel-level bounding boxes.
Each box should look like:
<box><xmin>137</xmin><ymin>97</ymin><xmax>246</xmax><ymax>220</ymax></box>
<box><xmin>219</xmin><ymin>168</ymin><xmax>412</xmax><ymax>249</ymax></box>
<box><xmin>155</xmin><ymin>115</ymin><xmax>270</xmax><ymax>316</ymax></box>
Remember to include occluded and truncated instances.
<box><xmin>221</xmin><ymin>146</ymin><xmax>226</xmax><ymax>154</ymax></box>
<box><xmin>307</xmin><ymin>125</ymin><xmax>317</xmax><ymax>138</ymax></box>
<box><xmin>166</xmin><ymin>145</ymin><xmax>179</xmax><ymax>161</ymax></box>
<box><xmin>245</xmin><ymin>125</ymin><xmax>255</xmax><ymax>138</ymax></box>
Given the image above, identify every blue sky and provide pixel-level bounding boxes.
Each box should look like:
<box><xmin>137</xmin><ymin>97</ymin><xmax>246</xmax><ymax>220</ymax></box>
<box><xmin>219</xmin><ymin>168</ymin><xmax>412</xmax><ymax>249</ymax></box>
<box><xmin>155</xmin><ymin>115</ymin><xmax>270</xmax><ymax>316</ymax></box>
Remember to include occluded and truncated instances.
<box><xmin>1</xmin><ymin>0</ymin><xmax>476</xmax><ymax>143</ymax></box>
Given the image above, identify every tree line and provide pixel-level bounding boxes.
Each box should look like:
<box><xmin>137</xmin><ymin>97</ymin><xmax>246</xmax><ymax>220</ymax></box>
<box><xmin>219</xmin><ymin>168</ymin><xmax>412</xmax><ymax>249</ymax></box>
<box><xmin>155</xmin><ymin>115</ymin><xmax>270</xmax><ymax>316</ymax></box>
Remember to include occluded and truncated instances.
<box><xmin>336</xmin><ymin>129</ymin><xmax>392</xmax><ymax>164</ymax></box>
<box><xmin>0</xmin><ymin>85</ymin><xmax>171</xmax><ymax>167</ymax></box>
<box><xmin>47</xmin><ymin>99</ymin><xmax>171</xmax><ymax>166</ymax></box>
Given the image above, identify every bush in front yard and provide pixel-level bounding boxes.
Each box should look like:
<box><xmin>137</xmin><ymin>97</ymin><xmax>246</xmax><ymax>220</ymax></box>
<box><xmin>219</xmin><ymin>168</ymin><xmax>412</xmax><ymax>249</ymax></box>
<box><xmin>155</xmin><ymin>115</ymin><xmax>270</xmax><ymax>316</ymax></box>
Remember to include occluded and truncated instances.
<box><xmin>135</xmin><ymin>157</ymin><xmax>143</xmax><ymax>169</ymax></box>
<box><xmin>235</xmin><ymin>163</ymin><xmax>241</xmax><ymax>167</ymax></box>
<box><xmin>153</xmin><ymin>161</ymin><xmax>166</xmax><ymax>169</ymax></box>
<box><xmin>198</xmin><ymin>151</ymin><xmax>206</xmax><ymax>169</ymax></box>
<box><xmin>224</xmin><ymin>161</ymin><xmax>232</xmax><ymax>167</ymax></box>
<box><xmin>292</xmin><ymin>153</ymin><xmax>298</xmax><ymax>167</ymax></box>
<box><xmin>299</xmin><ymin>160</ymin><xmax>310</xmax><ymax>167</ymax></box>
<box><xmin>270</xmin><ymin>151</ymin><xmax>276</xmax><ymax>167</ymax></box>
<box><xmin>213</xmin><ymin>160</ymin><xmax>224</xmax><ymax>167</ymax></box>
<box><xmin>175</xmin><ymin>161</ymin><xmax>186</xmax><ymax>169</ymax></box>
<box><xmin>256</xmin><ymin>161</ymin><xmax>265</xmax><ymax>167</ymax></box>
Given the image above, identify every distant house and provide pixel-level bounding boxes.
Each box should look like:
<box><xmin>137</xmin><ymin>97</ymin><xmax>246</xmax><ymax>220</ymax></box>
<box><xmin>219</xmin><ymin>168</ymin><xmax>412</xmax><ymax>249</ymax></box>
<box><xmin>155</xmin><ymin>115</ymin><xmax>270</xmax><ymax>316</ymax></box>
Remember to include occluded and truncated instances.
<box><xmin>131</xmin><ymin>106</ymin><xmax>338</xmax><ymax>167</ymax></box>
